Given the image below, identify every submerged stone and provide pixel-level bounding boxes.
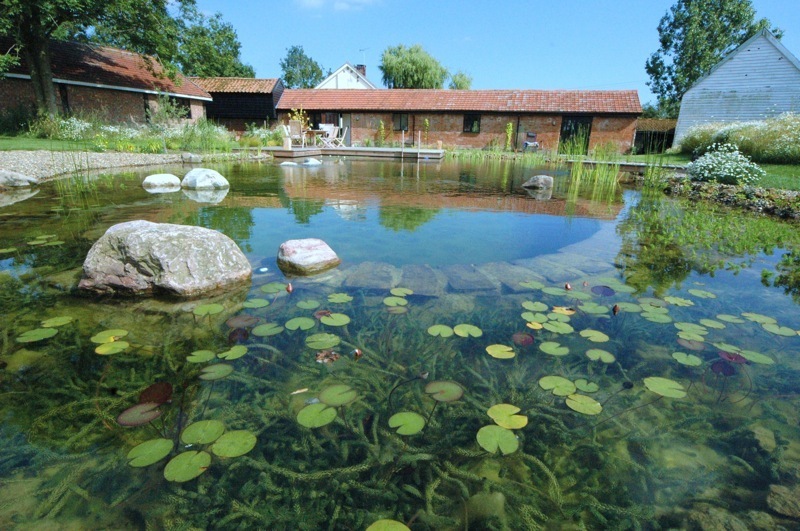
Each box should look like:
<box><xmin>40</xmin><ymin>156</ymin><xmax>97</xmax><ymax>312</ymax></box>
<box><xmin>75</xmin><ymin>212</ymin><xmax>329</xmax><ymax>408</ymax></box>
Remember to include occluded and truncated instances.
<box><xmin>399</xmin><ymin>264</ymin><xmax>446</xmax><ymax>297</ymax></box>
<box><xmin>0</xmin><ymin>169</ymin><xmax>38</xmax><ymax>188</ymax></box>
<box><xmin>343</xmin><ymin>261</ymin><xmax>400</xmax><ymax>289</ymax></box>
<box><xmin>277</xmin><ymin>238</ymin><xmax>340</xmax><ymax>276</ymax></box>
<box><xmin>521</xmin><ymin>174</ymin><xmax>554</xmax><ymax>189</ymax></box>
<box><xmin>442</xmin><ymin>264</ymin><xmax>498</xmax><ymax>292</ymax></box>
<box><xmin>78</xmin><ymin>220</ymin><xmax>251</xmax><ymax>297</ymax></box>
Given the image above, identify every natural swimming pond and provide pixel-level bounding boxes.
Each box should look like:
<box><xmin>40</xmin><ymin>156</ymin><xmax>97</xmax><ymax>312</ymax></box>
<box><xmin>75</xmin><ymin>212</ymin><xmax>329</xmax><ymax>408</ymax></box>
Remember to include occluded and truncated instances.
<box><xmin>1</xmin><ymin>158</ymin><xmax>799</xmax><ymax>529</ymax></box>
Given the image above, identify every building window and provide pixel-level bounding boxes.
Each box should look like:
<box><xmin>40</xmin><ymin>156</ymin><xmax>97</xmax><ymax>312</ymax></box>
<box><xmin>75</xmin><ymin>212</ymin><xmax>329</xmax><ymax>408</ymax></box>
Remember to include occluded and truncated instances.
<box><xmin>463</xmin><ymin>113</ymin><xmax>481</xmax><ymax>133</ymax></box>
<box><xmin>393</xmin><ymin>113</ymin><xmax>409</xmax><ymax>131</ymax></box>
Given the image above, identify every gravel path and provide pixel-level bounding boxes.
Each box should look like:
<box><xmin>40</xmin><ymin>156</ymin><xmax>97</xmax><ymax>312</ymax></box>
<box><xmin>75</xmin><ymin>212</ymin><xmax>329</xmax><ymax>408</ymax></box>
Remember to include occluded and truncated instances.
<box><xmin>0</xmin><ymin>150</ymin><xmax>189</xmax><ymax>181</ymax></box>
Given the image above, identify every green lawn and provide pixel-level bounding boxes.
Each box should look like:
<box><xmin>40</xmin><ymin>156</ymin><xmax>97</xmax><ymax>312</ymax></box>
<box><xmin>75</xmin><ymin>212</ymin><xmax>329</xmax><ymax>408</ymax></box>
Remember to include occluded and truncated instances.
<box><xmin>0</xmin><ymin>135</ymin><xmax>95</xmax><ymax>151</ymax></box>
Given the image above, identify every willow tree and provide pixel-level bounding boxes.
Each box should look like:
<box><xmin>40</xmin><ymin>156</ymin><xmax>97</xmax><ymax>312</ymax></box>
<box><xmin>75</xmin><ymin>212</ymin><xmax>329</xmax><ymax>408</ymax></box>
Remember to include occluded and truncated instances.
<box><xmin>379</xmin><ymin>44</ymin><xmax>448</xmax><ymax>89</ymax></box>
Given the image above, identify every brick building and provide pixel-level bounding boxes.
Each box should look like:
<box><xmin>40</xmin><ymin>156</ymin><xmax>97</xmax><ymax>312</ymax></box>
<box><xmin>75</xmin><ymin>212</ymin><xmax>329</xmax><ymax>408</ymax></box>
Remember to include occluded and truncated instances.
<box><xmin>0</xmin><ymin>38</ymin><xmax>211</xmax><ymax>123</ymax></box>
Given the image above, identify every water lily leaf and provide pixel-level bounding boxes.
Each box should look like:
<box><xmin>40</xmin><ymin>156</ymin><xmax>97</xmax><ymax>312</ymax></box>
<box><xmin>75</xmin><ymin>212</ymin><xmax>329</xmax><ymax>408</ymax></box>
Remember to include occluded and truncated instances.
<box><xmin>164</xmin><ymin>451</ymin><xmax>211</xmax><ymax>482</ymax></box>
<box><xmin>388</xmin><ymin>412</ymin><xmax>426</xmax><ymax>435</ymax></box>
<box><xmin>565</xmin><ymin>394</ymin><xmax>602</xmax><ymax>415</ymax></box>
<box><xmin>591</xmin><ymin>285</ymin><xmax>615</xmax><ymax>297</ymax></box>
<box><xmin>538</xmin><ymin>375</ymin><xmax>577</xmax><ymax>396</ymax></box>
<box><xmin>672</xmin><ymin>352</ymin><xmax>703</xmax><ymax>367</ymax></box>
<box><xmin>551</xmin><ymin>306</ymin><xmax>577</xmax><ymax>316</ymax></box>
<box><xmin>387</xmin><ymin>306</ymin><xmax>408</xmax><ymax>314</ymax></box>
<box><xmin>390</xmin><ymin>287</ymin><xmax>413</xmax><ymax>296</ymax></box>
<box><xmin>642</xmin><ymin>312</ymin><xmax>672</xmax><ymax>324</ymax></box>
<box><xmin>664</xmin><ymin>296</ymin><xmax>694</xmax><ymax>307</ymax></box>
<box><xmin>699</xmin><ymin>319</ymin><xmax>725</xmax><ymax>330</ymax></box>
<box><xmin>181</xmin><ymin>420</ymin><xmax>225</xmax><ymax>445</ymax></box>
<box><xmin>297</xmin><ymin>402</ymin><xmax>337</xmax><ymax>428</ymax></box>
<box><xmin>117</xmin><ymin>402</ymin><xmax>162</xmax><ymax>427</ymax></box>
<box><xmin>639</xmin><ymin>297</ymin><xmax>667</xmax><ymax>308</ymax></box>
<box><xmin>579</xmin><ymin>302</ymin><xmax>609</xmax><ymax>314</ymax></box>
<box><xmin>17</xmin><ymin>327</ymin><xmax>58</xmax><ymax>343</ymax></box>
<box><xmin>305</xmin><ymin>333</ymin><xmax>341</xmax><ymax>350</ymax></box>
<box><xmin>454</xmin><ymin>324</ymin><xmax>483</xmax><ymax>338</ymax></box>
<box><xmin>677</xmin><ymin>338</ymin><xmax>706</xmax><ymax>351</ymax></box>
<box><xmin>739</xmin><ymin>350</ymin><xmax>775</xmax><ymax>365</ymax></box>
<box><xmin>40</xmin><ymin>316</ymin><xmax>73</xmax><ymax>328</ymax></box>
<box><xmin>424</xmin><ymin>381</ymin><xmax>464</xmax><ymax>402</ymax></box>
<box><xmin>677</xmin><ymin>331</ymin><xmax>706</xmax><ymax>342</ymax></box>
<box><xmin>586</xmin><ymin>348</ymin><xmax>615</xmax><ymax>363</ymax></box>
<box><xmin>574</xmin><ymin>378</ymin><xmax>599</xmax><ymax>393</ymax></box>
<box><xmin>242</xmin><ymin>298</ymin><xmax>270</xmax><ymax>309</ymax></box>
<box><xmin>252</xmin><ymin>323</ymin><xmax>284</xmax><ymax>337</ymax></box>
<box><xmin>218</xmin><ymin>345</ymin><xmax>248</xmax><ymax>360</ymax></box>
<box><xmin>762</xmin><ymin>323</ymin><xmax>797</xmax><ymax>336</ymax></box>
<box><xmin>320</xmin><ymin>313</ymin><xmax>351</xmax><ymax>326</ymax></box>
<box><xmin>712</xmin><ymin>342</ymin><xmax>741</xmax><ymax>353</ymax></box>
<box><xmin>643</xmin><ymin>377</ymin><xmax>686</xmax><ymax>398</ymax></box>
<box><xmin>476</xmin><ymin>425</ymin><xmax>519</xmax><ymax>455</ymax></box>
<box><xmin>546</xmin><ymin>312</ymin><xmax>571</xmax><ymax>323</ymax></box>
<box><xmin>90</xmin><ymin>329</ymin><xmax>128</xmax><ymax>344</ymax></box>
<box><xmin>614</xmin><ymin>302</ymin><xmax>642</xmax><ymax>313</ymax></box>
<box><xmin>593</xmin><ymin>278</ymin><xmax>636</xmax><ymax>293</ymax></box>
<box><xmin>260</xmin><ymin>282</ymin><xmax>286</xmax><ymax>294</ymax></box>
<box><xmin>487</xmin><ymin>404</ymin><xmax>528</xmax><ymax>429</ymax></box>
<box><xmin>539</xmin><ymin>341</ymin><xmax>569</xmax><ymax>356</ymax></box>
<box><xmin>542</xmin><ymin>287</ymin><xmax>568</xmax><ymax>296</ymax></box>
<box><xmin>127</xmin><ymin>438</ymin><xmax>173</xmax><ymax>467</ymax></box>
<box><xmin>383</xmin><ymin>296</ymin><xmax>408</xmax><ymax>307</ymax></box>
<box><xmin>187</xmin><ymin>349</ymin><xmax>216</xmax><ymax>363</ymax></box>
<box><xmin>542</xmin><ymin>321</ymin><xmax>574</xmax><ymax>334</ymax></box>
<box><xmin>139</xmin><ymin>382</ymin><xmax>173</xmax><ymax>404</ymax></box>
<box><xmin>319</xmin><ymin>384</ymin><xmax>358</xmax><ymax>406</ymax></box>
<box><xmin>210</xmin><ymin>430</ymin><xmax>257</xmax><ymax>458</ymax></box>
<box><xmin>580</xmin><ymin>329</ymin><xmax>609</xmax><ymax>342</ymax></box>
<box><xmin>675</xmin><ymin>322</ymin><xmax>708</xmax><ymax>334</ymax></box>
<box><xmin>569</xmin><ymin>291</ymin><xmax>593</xmax><ymax>301</ymax></box>
<box><xmin>519</xmin><ymin>280</ymin><xmax>544</xmax><ymax>289</ymax></box>
<box><xmin>193</xmin><ymin>303</ymin><xmax>224</xmax><ymax>317</ymax></box>
<box><xmin>285</xmin><ymin>317</ymin><xmax>316</xmax><ymax>331</ymax></box>
<box><xmin>95</xmin><ymin>341</ymin><xmax>130</xmax><ymax>355</ymax></box>
<box><xmin>717</xmin><ymin>314</ymin><xmax>745</xmax><ymax>324</ymax></box>
<box><xmin>366</xmin><ymin>519</ymin><xmax>411</xmax><ymax>531</ymax></box>
<box><xmin>526</xmin><ymin>321</ymin><xmax>543</xmax><ymax>330</ymax></box>
<box><xmin>688</xmin><ymin>289</ymin><xmax>716</xmax><ymax>299</ymax></box>
<box><xmin>521</xmin><ymin>311</ymin><xmax>549</xmax><ymax>323</ymax></box>
<box><xmin>428</xmin><ymin>324</ymin><xmax>454</xmax><ymax>337</ymax></box>
<box><xmin>296</xmin><ymin>299</ymin><xmax>321</xmax><ymax>310</ymax></box>
<box><xmin>486</xmin><ymin>344</ymin><xmax>515</xmax><ymax>359</ymax></box>
<box><xmin>199</xmin><ymin>364</ymin><xmax>234</xmax><ymax>381</ymax></box>
<box><xmin>327</xmin><ymin>293</ymin><xmax>353</xmax><ymax>303</ymax></box>
<box><xmin>522</xmin><ymin>301</ymin><xmax>548</xmax><ymax>312</ymax></box>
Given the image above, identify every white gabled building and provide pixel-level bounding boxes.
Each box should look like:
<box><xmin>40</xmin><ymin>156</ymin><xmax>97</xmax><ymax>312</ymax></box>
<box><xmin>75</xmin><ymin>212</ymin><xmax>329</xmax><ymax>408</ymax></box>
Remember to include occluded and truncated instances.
<box><xmin>673</xmin><ymin>29</ymin><xmax>800</xmax><ymax>146</ymax></box>
<box><xmin>315</xmin><ymin>63</ymin><xmax>377</xmax><ymax>89</ymax></box>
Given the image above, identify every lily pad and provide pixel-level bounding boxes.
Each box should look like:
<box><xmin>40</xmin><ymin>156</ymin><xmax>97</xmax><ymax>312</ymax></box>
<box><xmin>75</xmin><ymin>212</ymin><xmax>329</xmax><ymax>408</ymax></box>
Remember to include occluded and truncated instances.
<box><xmin>117</xmin><ymin>402</ymin><xmax>162</xmax><ymax>427</ymax></box>
<box><xmin>675</xmin><ymin>322</ymin><xmax>708</xmax><ymax>334</ymax></box>
<box><xmin>210</xmin><ymin>430</ymin><xmax>257</xmax><ymax>458</ymax></box>
<box><xmin>424</xmin><ymin>381</ymin><xmax>464</xmax><ymax>402</ymax></box>
<box><xmin>90</xmin><ymin>329</ymin><xmax>128</xmax><ymax>344</ymax></box>
<box><xmin>539</xmin><ymin>341</ymin><xmax>569</xmax><ymax>356</ymax></box>
<box><xmin>486</xmin><ymin>344</ymin><xmax>515</xmax><ymax>359</ymax></box>
<box><xmin>285</xmin><ymin>317</ymin><xmax>316</xmax><ymax>331</ymax></box>
<box><xmin>428</xmin><ymin>324</ymin><xmax>454</xmax><ymax>337</ymax></box>
<box><xmin>591</xmin><ymin>285</ymin><xmax>615</xmax><ymax>297</ymax></box>
<box><xmin>225</xmin><ymin>315</ymin><xmax>259</xmax><ymax>329</ymax></box>
<box><xmin>454</xmin><ymin>324</ymin><xmax>483</xmax><ymax>338</ymax></box>
<box><xmin>574</xmin><ymin>378</ymin><xmax>599</xmax><ymax>393</ymax></box>
<box><xmin>16</xmin><ymin>327</ymin><xmax>58</xmax><ymax>343</ymax></box>
<box><xmin>677</xmin><ymin>331</ymin><xmax>706</xmax><ymax>342</ymax></box>
<box><xmin>739</xmin><ymin>349</ymin><xmax>775</xmax><ymax>365</ymax></box>
<box><xmin>538</xmin><ymin>375</ymin><xmax>577</xmax><ymax>396</ymax></box>
<box><xmin>327</xmin><ymin>293</ymin><xmax>353</xmax><ymax>303</ymax></box>
<box><xmin>712</xmin><ymin>342</ymin><xmax>742</xmax><ymax>353</ymax></box>
<box><xmin>320</xmin><ymin>313</ymin><xmax>351</xmax><ymax>326</ymax></box>
<box><xmin>199</xmin><ymin>364</ymin><xmax>234</xmax><ymax>381</ymax></box>
<box><xmin>305</xmin><ymin>333</ymin><xmax>341</xmax><ymax>350</ymax></box>
<box><xmin>522</xmin><ymin>301</ymin><xmax>548</xmax><ymax>312</ymax></box>
<box><xmin>551</xmin><ymin>306</ymin><xmax>576</xmax><ymax>316</ymax></box>
<box><xmin>699</xmin><ymin>319</ymin><xmax>725</xmax><ymax>330</ymax></box>
<box><xmin>319</xmin><ymin>384</ymin><xmax>358</xmax><ymax>406</ymax></box>
<box><xmin>579</xmin><ymin>302</ymin><xmax>610</xmax><ymax>314</ymax></box>
<box><xmin>187</xmin><ymin>349</ymin><xmax>216</xmax><ymax>363</ymax></box>
<box><xmin>614</xmin><ymin>302</ymin><xmax>642</xmax><ymax>313</ymax></box>
<box><xmin>252</xmin><ymin>323</ymin><xmax>284</xmax><ymax>337</ymax></box>
<box><xmin>383</xmin><ymin>296</ymin><xmax>408</xmax><ymax>307</ymax></box>
<box><xmin>521</xmin><ymin>311</ymin><xmax>549</xmax><ymax>323</ymax></box>
<box><xmin>296</xmin><ymin>299</ymin><xmax>321</xmax><ymax>310</ymax></box>
<box><xmin>565</xmin><ymin>394</ymin><xmax>603</xmax><ymax>415</ymax></box>
<box><xmin>388</xmin><ymin>412</ymin><xmax>426</xmax><ymax>435</ymax></box>
<box><xmin>260</xmin><ymin>282</ymin><xmax>287</xmax><ymax>294</ymax></box>
<box><xmin>297</xmin><ymin>402</ymin><xmax>337</xmax><ymax>428</ymax></box>
<box><xmin>487</xmin><ymin>404</ymin><xmax>528</xmax><ymax>429</ymax></box>
<box><xmin>688</xmin><ymin>289</ymin><xmax>716</xmax><ymax>299</ymax></box>
<box><xmin>762</xmin><ymin>323</ymin><xmax>797</xmax><ymax>336</ymax></box>
<box><xmin>476</xmin><ymin>425</ymin><xmax>519</xmax><ymax>455</ymax></box>
<box><xmin>642</xmin><ymin>312</ymin><xmax>672</xmax><ymax>324</ymax></box>
<box><xmin>126</xmin><ymin>438</ymin><xmax>174</xmax><ymax>467</ymax></box>
<box><xmin>717</xmin><ymin>314</ymin><xmax>745</xmax><ymax>324</ymax></box>
<box><xmin>40</xmin><ymin>316</ymin><xmax>74</xmax><ymax>328</ymax></box>
<box><xmin>139</xmin><ymin>382</ymin><xmax>173</xmax><ymax>404</ymax></box>
<box><xmin>580</xmin><ymin>329</ymin><xmax>609</xmax><ymax>342</ymax></box>
<box><xmin>542</xmin><ymin>321</ymin><xmax>574</xmax><ymax>334</ymax></box>
<box><xmin>218</xmin><ymin>345</ymin><xmax>248</xmax><ymax>360</ymax></box>
<box><xmin>95</xmin><ymin>341</ymin><xmax>130</xmax><ymax>355</ymax></box>
<box><xmin>164</xmin><ymin>451</ymin><xmax>211</xmax><ymax>482</ymax></box>
<box><xmin>586</xmin><ymin>348</ymin><xmax>615</xmax><ymax>363</ymax></box>
<box><xmin>181</xmin><ymin>420</ymin><xmax>225</xmax><ymax>445</ymax></box>
<box><xmin>390</xmin><ymin>287</ymin><xmax>413</xmax><ymax>296</ymax></box>
<box><xmin>542</xmin><ymin>286</ymin><xmax>568</xmax><ymax>296</ymax></box>
<box><xmin>643</xmin><ymin>377</ymin><xmax>686</xmax><ymax>398</ymax></box>
<box><xmin>193</xmin><ymin>303</ymin><xmax>224</xmax><ymax>317</ymax></box>
<box><xmin>677</xmin><ymin>338</ymin><xmax>706</xmax><ymax>351</ymax></box>
<box><xmin>664</xmin><ymin>296</ymin><xmax>694</xmax><ymax>307</ymax></box>
<box><xmin>242</xmin><ymin>298</ymin><xmax>270</xmax><ymax>309</ymax></box>
<box><xmin>546</xmin><ymin>312</ymin><xmax>571</xmax><ymax>323</ymax></box>
<box><xmin>366</xmin><ymin>519</ymin><xmax>411</xmax><ymax>531</ymax></box>
<box><xmin>519</xmin><ymin>280</ymin><xmax>544</xmax><ymax>289</ymax></box>
<box><xmin>671</xmin><ymin>352</ymin><xmax>703</xmax><ymax>366</ymax></box>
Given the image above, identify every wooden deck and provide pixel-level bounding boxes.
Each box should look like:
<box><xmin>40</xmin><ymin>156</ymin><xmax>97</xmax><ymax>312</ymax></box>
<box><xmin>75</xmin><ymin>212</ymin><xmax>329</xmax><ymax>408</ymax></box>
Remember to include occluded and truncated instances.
<box><xmin>257</xmin><ymin>146</ymin><xmax>445</xmax><ymax>160</ymax></box>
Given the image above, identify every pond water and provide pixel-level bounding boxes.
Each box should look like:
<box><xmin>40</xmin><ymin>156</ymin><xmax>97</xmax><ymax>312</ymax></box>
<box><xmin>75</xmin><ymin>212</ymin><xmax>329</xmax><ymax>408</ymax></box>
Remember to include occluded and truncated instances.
<box><xmin>1</xmin><ymin>158</ymin><xmax>799</xmax><ymax>530</ymax></box>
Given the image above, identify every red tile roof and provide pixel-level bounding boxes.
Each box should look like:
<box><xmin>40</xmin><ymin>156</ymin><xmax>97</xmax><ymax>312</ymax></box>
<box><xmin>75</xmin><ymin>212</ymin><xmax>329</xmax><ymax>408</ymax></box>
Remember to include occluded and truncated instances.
<box><xmin>191</xmin><ymin>77</ymin><xmax>280</xmax><ymax>93</ymax></box>
<box><xmin>277</xmin><ymin>89</ymin><xmax>641</xmax><ymax>114</ymax></box>
<box><xmin>1</xmin><ymin>38</ymin><xmax>211</xmax><ymax>100</ymax></box>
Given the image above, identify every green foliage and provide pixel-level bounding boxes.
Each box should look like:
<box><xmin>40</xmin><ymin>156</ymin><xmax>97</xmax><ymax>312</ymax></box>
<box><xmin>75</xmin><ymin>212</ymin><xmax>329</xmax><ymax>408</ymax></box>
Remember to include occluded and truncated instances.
<box><xmin>280</xmin><ymin>45</ymin><xmax>325</xmax><ymax>88</ymax></box>
<box><xmin>379</xmin><ymin>44</ymin><xmax>448</xmax><ymax>89</ymax></box>
<box><xmin>175</xmin><ymin>7</ymin><xmax>254</xmax><ymax>77</ymax></box>
<box><xmin>504</xmin><ymin>122</ymin><xmax>513</xmax><ymax>151</ymax></box>
<box><xmin>645</xmin><ymin>0</ymin><xmax>779</xmax><ymax>117</ymax></box>
<box><xmin>686</xmin><ymin>143</ymin><xmax>765</xmax><ymax>185</ymax></box>
<box><xmin>448</xmin><ymin>70</ymin><xmax>472</xmax><ymax>90</ymax></box>
<box><xmin>376</xmin><ymin>120</ymin><xmax>386</xmax><ymax>147</ymax></box>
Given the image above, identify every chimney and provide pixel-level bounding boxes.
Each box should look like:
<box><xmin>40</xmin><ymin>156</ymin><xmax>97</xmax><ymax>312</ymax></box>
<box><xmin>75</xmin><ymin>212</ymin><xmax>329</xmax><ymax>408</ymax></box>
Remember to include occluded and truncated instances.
<box><xmin>355</xmin><ymin>64</ymin><xmax>366</xmax><ymax>77</ymax></box>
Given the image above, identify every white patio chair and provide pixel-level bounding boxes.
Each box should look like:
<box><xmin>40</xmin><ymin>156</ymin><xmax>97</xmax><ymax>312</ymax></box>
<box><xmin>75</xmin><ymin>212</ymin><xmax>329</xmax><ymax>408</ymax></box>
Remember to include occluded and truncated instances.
<box><xmin>320</xmin><ymin>125</ymin><xmax>339</xmax><ymax>148</ymax></box>
<box><xmin>333</xmin><ymin>127</ymin><xmax>347</xmax><ymax>147</ymax></box>
<box><xmin>288</xmin><ymin>119</ymin><xmax>305</xmax><ymax>148</ymax></box>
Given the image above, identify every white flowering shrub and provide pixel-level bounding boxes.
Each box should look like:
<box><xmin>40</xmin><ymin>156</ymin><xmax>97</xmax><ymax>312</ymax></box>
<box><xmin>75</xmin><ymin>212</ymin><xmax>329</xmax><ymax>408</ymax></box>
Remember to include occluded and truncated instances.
<box><xmin>686</xmin><ymin>143</ymin><xmax>765</xmax><ymax>186</ymax></box>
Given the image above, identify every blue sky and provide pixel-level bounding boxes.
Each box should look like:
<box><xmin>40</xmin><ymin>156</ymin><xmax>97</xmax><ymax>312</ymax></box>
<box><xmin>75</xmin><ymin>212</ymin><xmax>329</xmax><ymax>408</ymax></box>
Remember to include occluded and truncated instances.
<box><xmin>195</xmin><ymin>0</ymin><xmax>800</xmax><ymax>105</ymax></box>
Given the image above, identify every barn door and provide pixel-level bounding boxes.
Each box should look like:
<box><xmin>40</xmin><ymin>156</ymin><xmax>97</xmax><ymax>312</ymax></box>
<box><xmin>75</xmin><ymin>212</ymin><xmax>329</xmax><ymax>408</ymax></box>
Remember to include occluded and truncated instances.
<box><xmin>559</xmin><ymin>115</ymin><xmax>592</xmax><ymax>155</ymax></box>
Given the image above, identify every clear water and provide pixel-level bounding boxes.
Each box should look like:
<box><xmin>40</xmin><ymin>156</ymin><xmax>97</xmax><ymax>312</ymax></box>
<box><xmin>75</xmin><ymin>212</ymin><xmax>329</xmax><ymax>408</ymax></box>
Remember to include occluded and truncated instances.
<box><xmin>0</xmin><ymin>158</ymin><xmax>799</xmax><ymax>530</ymax></box>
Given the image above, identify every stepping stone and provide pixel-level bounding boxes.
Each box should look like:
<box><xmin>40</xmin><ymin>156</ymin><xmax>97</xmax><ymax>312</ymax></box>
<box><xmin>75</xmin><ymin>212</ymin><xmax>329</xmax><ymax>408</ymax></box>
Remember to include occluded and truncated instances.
<box><xmin>343</xmin><ymin>261</ymin><xmax>400</xmax><ymax>290</ymax></box>
<box><xmin>476</xmin><ymin>262</ymin><xmax>545</xmax><ymax>293</ymax></box>
<box><xmin>553</xmin><ymin>252</ymin><xmax>615</xmax><ymax>275</ymax></box>
<box><xmin>399</xmin><ymin>264</ymin><xmax>446</xmax><ymax>297</ymax></box>
<box><xmin>511</xmin><ymin>256</ymin><xmax>585</xmax><ymax>283</ymax></box>
<box><xmin>442</xmin><ymin>264</ymin><xmax>499</xmax><ymax>292</ymax></box>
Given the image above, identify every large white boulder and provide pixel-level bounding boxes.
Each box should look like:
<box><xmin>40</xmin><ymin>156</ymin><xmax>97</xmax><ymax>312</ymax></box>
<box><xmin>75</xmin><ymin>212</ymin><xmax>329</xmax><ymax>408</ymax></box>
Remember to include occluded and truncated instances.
<box><xmin>0</xmin><ymin>170</ymin><xmax>38</xmax><ymax>188</ymax></box>
<box><xmin>181</xmin><ymin>168</ymin><xmax>229</xmax><ymax>190</ymax></box>
<box><xmin>78</xmin><ymin>220</ymin><xmax>251</xmax><ymax>297</ymax></box>
<box><xmin>277</xmin><ymin>238</ymin><xmax>341</xmax><ymax>276</ymax></box>
<box><xmin>142</xmin><ymin>173</ymin><xmax>181</xmax><ymax>191</ymax></box>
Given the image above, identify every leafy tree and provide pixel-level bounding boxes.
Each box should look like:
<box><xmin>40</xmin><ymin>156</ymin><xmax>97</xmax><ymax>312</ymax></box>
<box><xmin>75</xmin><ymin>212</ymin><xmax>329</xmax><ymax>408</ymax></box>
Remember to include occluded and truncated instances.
<box><xmin>379</xmin><ymin>44</ymin><xmax>448</xmax><ymax>89</ymax></box>
<box><xmin>448</xmin><ymin>70</ymin><xmax>472</xmax><ymax>90</ymax></box>
<box><xmin>176</xmin><ymin>7</ymin><xmax>254</xmax><ymax>78</ymax></box>
<box><xmin>280</xmin><ymin>45</ymin><xmax>324</xmax><ymax>88</ymax></box>
<box><xmin>645</xmin><ymin>0</ymin><xmax>780</xmax><ymax>117</ymax></box>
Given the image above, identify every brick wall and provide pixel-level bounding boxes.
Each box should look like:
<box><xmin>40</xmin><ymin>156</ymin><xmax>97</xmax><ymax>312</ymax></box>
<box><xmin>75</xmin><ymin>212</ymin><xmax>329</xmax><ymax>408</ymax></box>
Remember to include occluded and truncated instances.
<box><xmin>587</xmin><ymin>116</ymin><xmax>637</xmax><ymax>153</ymax></box>
<box><xmin>0</xmin><ymin>78</ymin><xmax>40</xmax><ymax>115</ymax></box>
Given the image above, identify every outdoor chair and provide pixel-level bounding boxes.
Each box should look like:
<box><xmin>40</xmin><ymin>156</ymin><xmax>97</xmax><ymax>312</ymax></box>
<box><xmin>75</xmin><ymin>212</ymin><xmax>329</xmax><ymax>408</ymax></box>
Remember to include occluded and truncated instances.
<box><xmin>288</xmin><ymin>120</ymin><xmax>305</xmax><ymax>148</ymax></box>
<box><xmin>320</xmin><ymin>125</ymin><xmax>339</xmax><ymax>148</ymax></box>
<box><xmin>333</xmin><ymin>127</ymin><xmax>347</xmax><ymax>147</ymax></box>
